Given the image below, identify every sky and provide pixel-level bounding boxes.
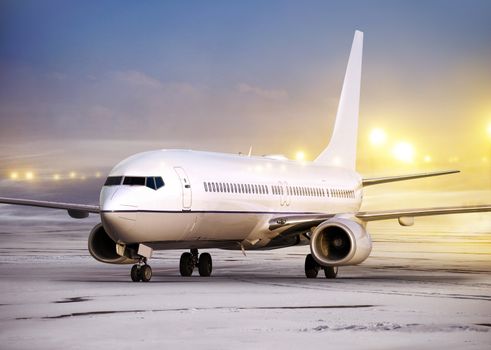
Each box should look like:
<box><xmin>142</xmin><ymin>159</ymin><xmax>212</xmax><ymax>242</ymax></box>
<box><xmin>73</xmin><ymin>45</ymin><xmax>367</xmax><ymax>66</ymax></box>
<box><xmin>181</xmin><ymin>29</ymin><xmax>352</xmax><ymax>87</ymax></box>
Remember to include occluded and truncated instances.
<box><xmin>0</xmin><ymin>0</ymin><xmax>490</xmax><ymax>204</ymax></box>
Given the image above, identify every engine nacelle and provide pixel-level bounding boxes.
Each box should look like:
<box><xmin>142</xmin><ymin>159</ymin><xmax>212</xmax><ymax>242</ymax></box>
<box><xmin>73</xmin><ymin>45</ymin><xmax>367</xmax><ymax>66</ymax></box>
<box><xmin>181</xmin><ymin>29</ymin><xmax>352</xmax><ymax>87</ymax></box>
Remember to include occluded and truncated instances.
<box><xmin>88</xmin><ymin>223</ymin><xmax>137</xmax><ymax>264</ymax></box>
<box><xmin>310</xmin><ymin>218</ymin><xmax>372</xmax><ymax>266</ymax></box>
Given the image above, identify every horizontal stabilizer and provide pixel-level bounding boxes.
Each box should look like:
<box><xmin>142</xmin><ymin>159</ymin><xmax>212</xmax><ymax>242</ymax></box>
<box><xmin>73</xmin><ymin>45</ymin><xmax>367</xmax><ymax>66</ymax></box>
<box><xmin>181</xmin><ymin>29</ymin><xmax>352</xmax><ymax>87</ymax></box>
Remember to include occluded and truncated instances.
<box><xmin>362</xmin><ymin>170</ymin><xmax>459</xmax><ymax>187</ymax></box>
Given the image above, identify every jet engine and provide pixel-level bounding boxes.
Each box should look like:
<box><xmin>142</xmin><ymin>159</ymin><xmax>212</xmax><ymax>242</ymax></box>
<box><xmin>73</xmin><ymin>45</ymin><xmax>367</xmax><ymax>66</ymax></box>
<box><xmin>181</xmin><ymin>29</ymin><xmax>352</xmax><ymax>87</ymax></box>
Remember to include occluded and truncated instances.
<box><xmin>88</xmin><ymin>223</ymin><xmax>137</xmax><ymax>264</ymax></box>
<box><xmin>310</xmin><ymin>217</ymin><xmax>372</xmax><ymax>266</ymax></box>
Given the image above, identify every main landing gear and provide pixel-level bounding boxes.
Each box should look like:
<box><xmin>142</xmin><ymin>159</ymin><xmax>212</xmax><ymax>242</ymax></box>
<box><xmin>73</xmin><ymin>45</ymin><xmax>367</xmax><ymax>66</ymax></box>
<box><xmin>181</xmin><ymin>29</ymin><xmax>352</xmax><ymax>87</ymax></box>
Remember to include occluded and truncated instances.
<box><xmin>130</xmin><ymin>258</ymin><xmax>152</xmax><ymax>282</ymax></box>
<box><xmin>304</xmin><ymin>254</ymin><xmax>338</xmax><ymax>279</ymax></box>
<box><xmin>180</xmin><ymin>248</ymin><xmax>213</xmax><ymax>277</ymax></box>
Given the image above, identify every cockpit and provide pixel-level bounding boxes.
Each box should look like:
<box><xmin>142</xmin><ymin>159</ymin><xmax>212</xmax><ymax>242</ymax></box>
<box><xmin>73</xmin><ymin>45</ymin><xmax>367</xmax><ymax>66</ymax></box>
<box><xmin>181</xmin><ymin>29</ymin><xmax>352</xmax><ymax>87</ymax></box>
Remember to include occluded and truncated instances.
<box><xmin>104</xmin><ymin>176</ymin><xmax>165</xmax><ymax>190</ymax></box>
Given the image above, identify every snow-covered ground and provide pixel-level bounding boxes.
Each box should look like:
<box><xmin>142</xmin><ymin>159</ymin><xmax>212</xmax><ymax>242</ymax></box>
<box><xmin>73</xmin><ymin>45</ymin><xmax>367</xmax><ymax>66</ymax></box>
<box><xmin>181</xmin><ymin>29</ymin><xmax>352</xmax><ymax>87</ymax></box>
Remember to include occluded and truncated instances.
<box><xmin>0</xmin><ymin>207</ymin><xmax>490</xmax><ymax>349</ymax></box>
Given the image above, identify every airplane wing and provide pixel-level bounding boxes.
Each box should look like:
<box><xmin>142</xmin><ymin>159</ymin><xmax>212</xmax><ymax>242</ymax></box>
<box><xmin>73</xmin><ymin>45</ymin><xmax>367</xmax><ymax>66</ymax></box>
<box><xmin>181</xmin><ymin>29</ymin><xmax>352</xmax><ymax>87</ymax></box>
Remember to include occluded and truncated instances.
<box><xmin>362</xmin><ymin>169</ymin><xmax>459</xmax><ymax>186</ymax></box>
<box><xmin>356</xmin><ymin>204</ymin><xmax>491</xmax><ymax>222</ymax></box>
<box><xmin>0</xmin><ymin>197</ymin><xmax>99</xmax><ymax>219</ymax></box>
<box><xmin>269</xmin><ymin>204</ymin><xmax>491</xmax><ymax>232</ymax></box>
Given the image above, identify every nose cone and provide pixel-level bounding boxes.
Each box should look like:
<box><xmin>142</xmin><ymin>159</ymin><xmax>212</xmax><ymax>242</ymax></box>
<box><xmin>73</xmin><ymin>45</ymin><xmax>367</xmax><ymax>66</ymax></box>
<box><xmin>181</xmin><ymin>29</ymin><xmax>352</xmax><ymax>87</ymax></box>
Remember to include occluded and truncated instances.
<box><xmin>100</xmin><ymin>187</ymin><xmax>139</xmax><ymax>243</ymax></box>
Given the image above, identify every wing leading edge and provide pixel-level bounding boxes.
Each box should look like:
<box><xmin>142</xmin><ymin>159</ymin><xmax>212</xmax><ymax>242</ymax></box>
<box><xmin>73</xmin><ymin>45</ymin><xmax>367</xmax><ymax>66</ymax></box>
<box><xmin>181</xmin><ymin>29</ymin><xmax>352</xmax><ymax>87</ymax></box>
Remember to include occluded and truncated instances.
<box><xmin>0</xmin><ymin>197</ymin><xmax>99</xmax><ymax>219</ymax></box>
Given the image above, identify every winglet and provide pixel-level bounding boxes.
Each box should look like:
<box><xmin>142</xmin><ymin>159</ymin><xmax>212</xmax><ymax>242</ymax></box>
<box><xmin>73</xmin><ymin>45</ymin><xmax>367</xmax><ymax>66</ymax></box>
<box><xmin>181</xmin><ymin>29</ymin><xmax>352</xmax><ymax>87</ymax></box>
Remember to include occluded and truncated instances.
<box><xmin>315</xmin><ymin>30</ymin><xmax>363</xmax><ymax>170</ymax></box>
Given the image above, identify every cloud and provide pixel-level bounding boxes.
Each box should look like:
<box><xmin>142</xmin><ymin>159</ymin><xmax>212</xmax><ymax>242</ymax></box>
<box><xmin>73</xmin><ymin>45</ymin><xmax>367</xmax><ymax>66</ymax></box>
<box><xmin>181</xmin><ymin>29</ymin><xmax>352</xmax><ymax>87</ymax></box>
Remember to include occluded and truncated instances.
<box><xmin>237</xmin><ymin>83</ymin><xmax>288</xmax><ymax>100</ymax></box>
<box><xmin>113</xmin><ymin>70</ymin><xmax>163</xmax><ymax>89</ymax></box>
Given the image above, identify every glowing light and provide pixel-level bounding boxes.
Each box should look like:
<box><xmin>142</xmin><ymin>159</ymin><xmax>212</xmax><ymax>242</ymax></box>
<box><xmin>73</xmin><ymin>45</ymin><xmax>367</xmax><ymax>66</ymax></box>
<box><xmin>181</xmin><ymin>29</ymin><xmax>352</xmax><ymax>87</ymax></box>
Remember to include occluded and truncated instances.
<box><xmin>487</xmin><ymin>122</ymin><xmax>491</xmax><ymax>138</ymax></box>
<box><xmin>95</xmin><ymin>172</ymin><xmax>101</xmax><ymax>178</ymax></box>
<box><xmin>423</xmin><ymin>155</ymin><xmax>432</xmax><ymax>163</ymax></box>
<box><xmin>295</xmin><ymin>151</ymin><xmax>305</xmax><ymax>161</ymax></box>
<box><xmin>369</xmin><ymin>128</ymin><xmax>387</xmax><ymax>146</ymax></box>
<box><xmin>10</xmin><ymin>172</ymin><xmax>19</xmax><ymax>180</ymax></box>
<box><xmin>392</xmin><ymin>142</ymin><xmax>415</xmax><ymax>163</ymax></box>
<box><xmin>53</xmin><ymin>174</ymin><xmax>60</xmax><ymax>181</ymax></box>
<box><xmin>69</xmin><ymin>171</ymin><xmax>76</xmax><ymax>179</ymax></box>
<box><xmin>25</xmin><ymin>171</ymin><xmax>34</xmax><ymax>180</ymax></box>
<box><xmin>448</xmin><ymin>156</ymin><xmax>460</xmax><ymax>163</ymax></box>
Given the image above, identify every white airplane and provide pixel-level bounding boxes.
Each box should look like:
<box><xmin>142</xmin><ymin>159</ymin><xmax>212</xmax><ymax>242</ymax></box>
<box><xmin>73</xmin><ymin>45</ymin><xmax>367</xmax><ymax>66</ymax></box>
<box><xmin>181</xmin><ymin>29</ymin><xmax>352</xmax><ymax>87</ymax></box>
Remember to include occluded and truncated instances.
<box><xmin>1</xmin><ymin>31</ymin><xmax>490</xmax><ymax>282</ymax></box>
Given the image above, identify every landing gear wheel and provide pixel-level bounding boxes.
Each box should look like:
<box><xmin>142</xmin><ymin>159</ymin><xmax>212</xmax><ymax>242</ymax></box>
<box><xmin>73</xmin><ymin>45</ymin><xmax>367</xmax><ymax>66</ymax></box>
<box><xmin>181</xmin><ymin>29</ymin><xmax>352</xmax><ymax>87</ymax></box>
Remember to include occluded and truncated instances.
<box><xmin>324</xmin><ymin>266</ymin><xmax>338</xmax><ymax>279</ymax></box>
<box><xmin>130</xmin><ymin>264</ymin><xmax>141</xmax><ymax>282</ymax></box>
<box><xmin>141</xmin><ymin>264</ymin><xmax>152</xmax><ymax>282</ymax></box>
<box><xmin>304</xmin><ymin>254</ymin><xmax>320</xmax><ymax>278</ymax></box>
<box><xmin>198</xmin><ymin>253</ymin><xmax>213</xmax><ymax>277</ymax></box>
<box><xmin>180</xmin><ymin>252</ymin><xmax>195</xmax><ymax>276</ymax></box>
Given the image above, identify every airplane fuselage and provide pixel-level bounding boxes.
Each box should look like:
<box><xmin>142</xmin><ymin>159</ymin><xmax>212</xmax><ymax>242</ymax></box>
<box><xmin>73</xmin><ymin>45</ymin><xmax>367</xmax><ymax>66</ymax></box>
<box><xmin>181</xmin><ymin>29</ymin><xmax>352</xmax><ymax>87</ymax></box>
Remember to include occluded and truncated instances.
<box><xmin>100</xmin><ymin>149</ymin><xmax>363</xmax><ymax>251</ymax></box>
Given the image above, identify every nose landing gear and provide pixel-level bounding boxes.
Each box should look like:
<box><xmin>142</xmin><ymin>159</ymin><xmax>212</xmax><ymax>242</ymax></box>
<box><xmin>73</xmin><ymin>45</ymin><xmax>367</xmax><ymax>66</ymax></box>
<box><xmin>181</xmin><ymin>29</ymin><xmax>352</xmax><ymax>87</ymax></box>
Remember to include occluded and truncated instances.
<box><xmin>179</xmin><ymin>249</ymin><xmax>213</xmax><ymax>277</ymax></box>
<box><xmin>130</xmin><ymin>258</ymin><xmax>152</xmax><ymax>282</ymax></box>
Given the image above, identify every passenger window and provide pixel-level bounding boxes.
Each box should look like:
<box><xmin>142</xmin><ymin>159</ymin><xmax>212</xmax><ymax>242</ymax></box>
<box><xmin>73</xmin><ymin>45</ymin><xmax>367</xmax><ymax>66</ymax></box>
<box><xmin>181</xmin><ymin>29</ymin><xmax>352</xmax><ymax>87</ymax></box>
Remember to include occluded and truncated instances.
<box><xmin>146</xmin><ymin>177</ymin><xmax>156</xmax><ymax>190</ymax></box>
<box><xmin>155</xmin><ymin>177</ymin><xmax>165</xmax><ymax>189</ymax></box>
<box><xmin>204</xmin><ymin>182</ymin><xmax>208</xmax><ymax>192</ymax></box>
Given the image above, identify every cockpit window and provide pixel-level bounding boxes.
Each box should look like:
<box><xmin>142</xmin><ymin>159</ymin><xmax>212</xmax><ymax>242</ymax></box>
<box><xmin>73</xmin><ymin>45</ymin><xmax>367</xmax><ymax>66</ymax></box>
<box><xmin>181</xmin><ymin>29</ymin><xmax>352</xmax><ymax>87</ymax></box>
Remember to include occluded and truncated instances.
<box><xmin>154</xmin><ymin>177</ymin><xmax>164</xmax><ymax>189</ymax></box>
<box><xmin>123</xmin><ymin>176</ymin><xmax>145</xmax><ymax>186</ymax></box>
<box><xmin>104</xmin><ymin>176</ymin><xmax>122</xmax><ymax>186</ymax></box>
<box><xmin>146</xmin><ymin>177</ymin><xmax>156</xmax><ymax>190</ymax></box>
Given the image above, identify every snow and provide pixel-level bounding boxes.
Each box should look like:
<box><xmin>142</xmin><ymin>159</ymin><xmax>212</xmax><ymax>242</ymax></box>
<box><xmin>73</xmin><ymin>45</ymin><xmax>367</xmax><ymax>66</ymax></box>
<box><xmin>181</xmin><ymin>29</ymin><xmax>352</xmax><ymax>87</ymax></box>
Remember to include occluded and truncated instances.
<box><xmin>0</xmin><ymin>209</ymin><xmax>490</xmax><ymax>349</ymax></box>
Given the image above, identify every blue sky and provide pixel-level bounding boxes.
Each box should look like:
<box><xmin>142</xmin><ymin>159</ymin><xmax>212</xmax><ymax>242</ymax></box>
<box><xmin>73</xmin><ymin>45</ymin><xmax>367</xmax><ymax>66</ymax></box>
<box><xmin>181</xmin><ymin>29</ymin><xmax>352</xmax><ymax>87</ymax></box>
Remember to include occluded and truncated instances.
<box><xmin>0</xmin><ymin>0</ymin><xmax>490</xmax><ymax>200</ymax></box>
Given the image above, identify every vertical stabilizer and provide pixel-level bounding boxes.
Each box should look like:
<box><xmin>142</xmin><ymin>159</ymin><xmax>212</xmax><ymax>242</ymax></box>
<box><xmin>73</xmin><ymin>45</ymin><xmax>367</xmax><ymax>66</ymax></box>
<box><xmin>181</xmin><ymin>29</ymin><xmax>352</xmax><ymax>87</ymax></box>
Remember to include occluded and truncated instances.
<box><xmin>314</xmin><ymin>30</ymin><xmax>363</xmax><ymax>169</ymax></box>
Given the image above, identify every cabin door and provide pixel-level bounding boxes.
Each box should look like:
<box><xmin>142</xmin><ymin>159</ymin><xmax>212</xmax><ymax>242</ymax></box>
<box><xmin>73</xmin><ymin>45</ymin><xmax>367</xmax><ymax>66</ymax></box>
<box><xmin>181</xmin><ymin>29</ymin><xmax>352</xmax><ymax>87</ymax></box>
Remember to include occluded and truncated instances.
<box><xmin>174</xmin><ymin>167</ymin><xmax>192</xmax><ymax>210</ymax></box>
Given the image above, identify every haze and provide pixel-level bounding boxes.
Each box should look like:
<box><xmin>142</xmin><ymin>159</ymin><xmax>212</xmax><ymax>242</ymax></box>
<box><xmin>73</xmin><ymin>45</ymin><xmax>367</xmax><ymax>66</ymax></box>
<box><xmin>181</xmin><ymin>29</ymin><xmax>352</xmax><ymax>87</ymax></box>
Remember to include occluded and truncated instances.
<box><xmin>1</xmin><ymin>0</ymin><xmax>490</xmax><ymax>204</ymax></box>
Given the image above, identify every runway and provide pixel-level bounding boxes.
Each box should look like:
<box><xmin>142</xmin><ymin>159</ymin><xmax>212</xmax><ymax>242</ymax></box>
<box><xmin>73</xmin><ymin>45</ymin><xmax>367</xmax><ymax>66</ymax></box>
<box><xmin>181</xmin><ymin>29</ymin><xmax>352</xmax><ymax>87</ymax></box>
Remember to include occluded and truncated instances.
<box><xmin>0</xmin><ymin>208</ymin><xmax>490</xmax><ymax>349</ymax></box>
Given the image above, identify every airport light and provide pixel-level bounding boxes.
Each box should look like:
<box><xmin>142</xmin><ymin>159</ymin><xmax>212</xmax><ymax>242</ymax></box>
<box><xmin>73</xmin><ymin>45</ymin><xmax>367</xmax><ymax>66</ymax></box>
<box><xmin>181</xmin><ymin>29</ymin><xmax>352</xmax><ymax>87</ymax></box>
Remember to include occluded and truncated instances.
<box><xmin>392</xmin><ymin>142</ymin><xmax>414</xmax><ymax>163</ymax></box>
<box><xmin>69</xmin><ymin>171</ymin><xmax>77</xmax><ymax>179</ymax></box>
<box><xmin>487</xmin><ymin>122</ymin><xmax>491</xmax><ymax>138</ymax></box>
<box><xmin>53</xmin><ymin>174</ymin><xmax>61</xmax><ymax>181</ymax></box>
<box><xmin>295</xmin><ymin>151</ymin><xmax>306</xmax><ymax>161</ymax></box>
<box><xmin>25</xmin><ymin>171</ymin><xmax>34</xmax><ymax>180</ymax></box>
<box><xmin>423</xmin><ymin>155</ymin><xmax>432</xmax><ymax>163</ymax></box>
<box><xmin>369</xmin><ymin>128</ymin><xmax>387</xmax><ymax>146</ymax></box>
<box><xmin>10</xmin><ymin>172</ymin><xmax>19</xmax><ymax>180</ymax></box>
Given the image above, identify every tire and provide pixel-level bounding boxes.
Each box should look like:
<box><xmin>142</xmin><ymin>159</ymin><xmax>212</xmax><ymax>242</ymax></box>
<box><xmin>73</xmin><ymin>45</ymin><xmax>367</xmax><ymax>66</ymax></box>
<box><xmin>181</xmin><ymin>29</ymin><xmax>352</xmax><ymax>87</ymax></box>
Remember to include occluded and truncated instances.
<box><xmin>304</xmin><ymin>254</ymin><xmax>319</xmax><ymax>278</ymax></box>
<box><xmin>198</xmin><ymin>253</ymin><xmax>213</xmax><ymax>277</ymax></box>
<box><xmin>141</xmin><ymin>265</ymin><xmax>152</xmax><ymax>282</ymax></box>
<box><xmin>180</xmin><ymin>252</ymin><xmax>194</xmax><ymax>276</ymax></box>
<box><xmin>130</xmin><ymin>265</ymin><xmax>141</xmax><ymax>282</ymax></box>
<box><xmin>324</xmin><ymin>266</ymin><xmax>338</xmax><ymax>279</ymax></box>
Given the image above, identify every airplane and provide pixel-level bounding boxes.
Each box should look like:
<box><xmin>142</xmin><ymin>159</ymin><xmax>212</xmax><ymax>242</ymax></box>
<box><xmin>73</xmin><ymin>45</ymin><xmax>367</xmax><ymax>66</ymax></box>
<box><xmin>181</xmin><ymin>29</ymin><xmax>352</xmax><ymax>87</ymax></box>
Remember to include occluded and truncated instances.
<box><xmin>1</xmin><ymin>30</ymin><xmax>490</xmax><ymax>282</ymax></box>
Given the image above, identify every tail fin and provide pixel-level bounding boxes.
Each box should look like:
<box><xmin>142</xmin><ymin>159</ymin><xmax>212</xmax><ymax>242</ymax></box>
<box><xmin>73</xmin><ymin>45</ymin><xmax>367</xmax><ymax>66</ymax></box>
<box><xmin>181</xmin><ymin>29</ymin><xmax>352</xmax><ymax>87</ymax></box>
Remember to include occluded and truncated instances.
<box><xmin>314</xmin><ymin>30</ymin><xmax>363</xmax><ymax>169</ymax></box>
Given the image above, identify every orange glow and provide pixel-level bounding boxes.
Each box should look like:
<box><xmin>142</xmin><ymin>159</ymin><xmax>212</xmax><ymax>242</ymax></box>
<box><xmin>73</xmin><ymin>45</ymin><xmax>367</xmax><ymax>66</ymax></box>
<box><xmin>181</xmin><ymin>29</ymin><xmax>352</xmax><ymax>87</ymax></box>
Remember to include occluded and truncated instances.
<box><xmin>10</xmin><ymin>172</ymin><xmax>19</xmax><ymax>180</ymax></box>
<box><xmin>25</xmin><ymin>171</ymin><xmax>34</xmax><ymax>180</ymax></box>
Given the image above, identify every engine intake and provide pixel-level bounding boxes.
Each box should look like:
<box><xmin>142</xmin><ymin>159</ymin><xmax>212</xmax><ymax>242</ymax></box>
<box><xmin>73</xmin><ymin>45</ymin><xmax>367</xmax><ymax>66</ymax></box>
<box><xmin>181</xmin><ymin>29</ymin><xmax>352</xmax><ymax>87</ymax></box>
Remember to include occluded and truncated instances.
<box><xmin>88</xmin><ymin>223</ymin><xmax>137</xmax><ymax>264</ymax></box>
<box><xmin>310</xmin><ymin>218</ymin><xmax>372</xmax><ymax>266</ymax></box>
